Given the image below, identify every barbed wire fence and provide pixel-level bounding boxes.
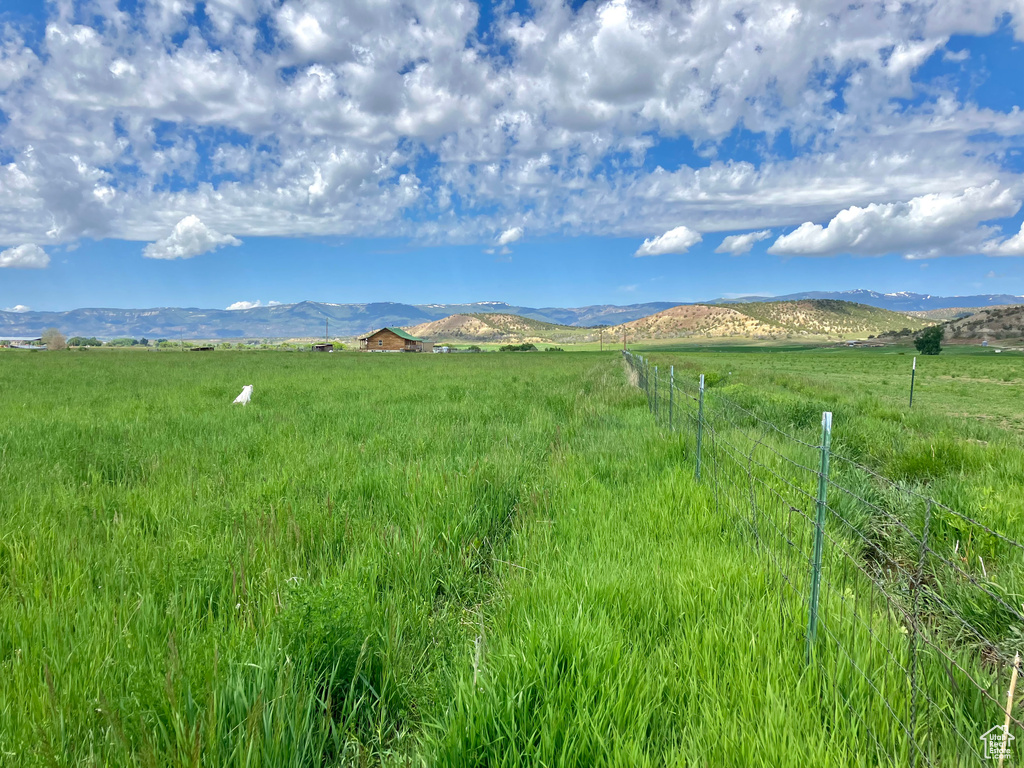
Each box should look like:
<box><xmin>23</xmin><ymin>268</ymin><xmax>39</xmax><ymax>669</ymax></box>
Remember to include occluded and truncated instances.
<box><xmin>624</xmin><ymin>350</ymin><xmax>1024</xmax><ymax>766</ymax></box>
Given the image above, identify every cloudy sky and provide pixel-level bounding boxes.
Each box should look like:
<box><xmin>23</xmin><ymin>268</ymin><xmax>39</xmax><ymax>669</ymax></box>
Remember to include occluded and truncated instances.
<box><xmin>1</xmin><ymin>0</ymin><xmax>1024</xmax><ymax>311</ymax></box>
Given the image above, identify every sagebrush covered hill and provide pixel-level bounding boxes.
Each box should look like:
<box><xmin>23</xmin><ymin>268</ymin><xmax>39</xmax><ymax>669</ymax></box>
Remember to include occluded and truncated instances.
<box><xmin>405</xmin><ymin>300</ymin><xmax>934</xmax><ymax>344</ymax></box>
<box><xmin>944</xmin><ymin>305</ymin><xmax>1024</xmax><ymax>343</ymax></box>
<box><xmin>606</xmin><ymin>300</ymin><xmax>931</xmax><ymax>341</ymax></box>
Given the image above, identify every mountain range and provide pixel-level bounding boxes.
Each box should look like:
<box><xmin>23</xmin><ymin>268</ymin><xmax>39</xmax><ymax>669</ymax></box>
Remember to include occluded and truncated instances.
<box><xmin>1</xmin><ymin>291</ymin><xmax>1019</xmax><ymax>339</ymax></box>
<box><xmin>712</xmin><ymin>290</ymin><xmax>1024</xmax><ymax>312</ymax></box>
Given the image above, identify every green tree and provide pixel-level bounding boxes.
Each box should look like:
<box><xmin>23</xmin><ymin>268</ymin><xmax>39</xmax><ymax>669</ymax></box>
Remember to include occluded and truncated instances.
<box><xmin>499</xmin><ymin>343</ymin><xmax>537</xmax><ymax>352</ymax></box>
<box><xmin>914</xmin><ymin>324</ymin><xmax>944</xmax><ymax>355</ymax></box>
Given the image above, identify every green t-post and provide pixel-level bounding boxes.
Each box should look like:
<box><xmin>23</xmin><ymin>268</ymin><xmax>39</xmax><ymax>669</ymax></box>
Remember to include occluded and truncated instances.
<box><xmin>910</xmin><ymin>356</ymin><xmax>916</xmax><ymax>408</ymax></box>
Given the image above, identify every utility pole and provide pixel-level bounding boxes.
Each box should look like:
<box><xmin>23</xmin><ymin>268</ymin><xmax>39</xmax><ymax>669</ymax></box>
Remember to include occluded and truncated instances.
<box><xmin>325</xmin><ymin>318</ymin><xmax>329</xmax><ymax>344</ymax></box>
<box><xmin>622</xmin><ymin>330</ymin><xmax>626</xmax><ymax>350</ymax></box>
<box><xmin>600</xmin><ymin>329</ymin><xmax>603</xmax><ymax>351</ymax></box>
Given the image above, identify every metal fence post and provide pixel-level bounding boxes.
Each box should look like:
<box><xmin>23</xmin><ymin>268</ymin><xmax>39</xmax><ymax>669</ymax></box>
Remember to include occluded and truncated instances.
<box><xmin>645</xmin><ymin>359</ymin><xmax>651</xmax><ymax>409</ymax></box>
<box><xmin>654</xmin><ymin>366</ymin><xmax>658</xmax><ymax>420</ymax></box>
<box><xmin>910</xmin><ymin>356</ymin><xmax>916</xmax><ymax>408</ymax></box>
<box><xmin>806</xmin><ymin>411</ymin><xmax>833</xmax><ymax>664</ymax></box>
<box><xmin>669</xmin><ymin>365</ymin><xmax>674</xmax><ymax>431</ymax></box>
<box><xmin>695</xmin><ymin>374</ymin><xmax>705</xmax><ymax>480</ymax></box>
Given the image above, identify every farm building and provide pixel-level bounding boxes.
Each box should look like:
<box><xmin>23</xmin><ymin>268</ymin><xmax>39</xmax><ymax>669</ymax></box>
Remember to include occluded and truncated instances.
<box><xmin>312</xmin><ymin>343</ymin><xmax>334</xmax><ymax>352</ymax></box>
<box><xmin>359</xmin><ymin>327</ymin><xmax>432</xmax><ymax>352</ymax></box>
<box><xmin>1</xmin><ymin>336</ymin><xmax>43</xmax><ymax>349</ymax></box>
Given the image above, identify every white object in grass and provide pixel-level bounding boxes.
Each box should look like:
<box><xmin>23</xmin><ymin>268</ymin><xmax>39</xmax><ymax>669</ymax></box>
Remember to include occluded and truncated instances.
<box><xmin>233</xmin><ymin>385</ymin><xmax>253</xmax><ymax>405</ymax></box>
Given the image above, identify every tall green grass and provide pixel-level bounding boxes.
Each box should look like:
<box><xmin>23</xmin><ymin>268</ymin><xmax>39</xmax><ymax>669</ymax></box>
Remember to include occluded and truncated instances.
<box><xmin>0</xmin><ymin>349</ymin><xmax>1006</xmax><ymax>765</ymax></box>
<box><xmin>634</xmin><ymin>347</ymin><xmax>1024</xmax><ymax>763</ymax></box>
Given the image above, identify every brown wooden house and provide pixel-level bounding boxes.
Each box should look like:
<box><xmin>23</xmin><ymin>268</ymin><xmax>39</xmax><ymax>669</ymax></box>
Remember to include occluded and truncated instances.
<box><xmin>358</xmin><ymin>327</ymin><xmax>432</xmax><ymax>352</ymax></box>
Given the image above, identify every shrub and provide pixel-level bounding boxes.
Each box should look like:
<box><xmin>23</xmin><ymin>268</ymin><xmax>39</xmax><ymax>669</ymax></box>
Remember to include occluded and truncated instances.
<box><xmin>500</xmin><ymin>343</ymin><xmax>537</xmax><ymax>352</ymax></box>
<box><xmin>41</xmin><ymin>328</ymin><xmax>66</xmax><ymax>350</ymax></box>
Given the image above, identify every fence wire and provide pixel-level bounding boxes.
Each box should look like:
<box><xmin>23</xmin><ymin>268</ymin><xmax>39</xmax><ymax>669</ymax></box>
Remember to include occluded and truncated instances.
<box><xmin>623</xmin><ymin>350</ymin><xmax>1024</xmax><ymax>766</ymax></box>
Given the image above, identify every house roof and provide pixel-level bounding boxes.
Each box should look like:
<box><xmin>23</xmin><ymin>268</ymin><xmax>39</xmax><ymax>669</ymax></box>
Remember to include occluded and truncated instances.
<box><xmin>359</xmin><ymin>326</ymin><xmax>426</xmax><ymax>342</ymax></box>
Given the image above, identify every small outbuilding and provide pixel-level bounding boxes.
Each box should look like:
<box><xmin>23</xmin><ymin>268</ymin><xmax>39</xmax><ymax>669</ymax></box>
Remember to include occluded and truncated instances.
<box><xmin>1</xmin><ymin>336</ymin><xmax>43</xmax><ymax>348</ymax></box>
<box><xmin>191</xmin><ymin>345</ymin><xmax>215</xmax><ymax>352</ymax></box>
<box><xmin>359</xmin><ymin>327</ymin><xmax>432</xmax><ymax>352</ymax></box>
<box><xmin>312</xmin><ymin>343</ymin><xmax>334</xmax><ymax>352</ymax></box>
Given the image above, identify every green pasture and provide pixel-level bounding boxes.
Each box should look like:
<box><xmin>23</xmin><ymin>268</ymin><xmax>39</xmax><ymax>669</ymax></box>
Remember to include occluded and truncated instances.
<box><xmin>636</xmin><ymin>343</ymin><xmax>1024</xmax><ymax>433</ymax></box>
<box><xmin>0</xmin><ymin>349</ymin><xmax>1020</xmax><ymax>765</ymax></box>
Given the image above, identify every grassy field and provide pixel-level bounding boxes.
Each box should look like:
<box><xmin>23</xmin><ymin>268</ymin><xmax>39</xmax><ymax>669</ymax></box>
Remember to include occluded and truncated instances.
<box><xmin>634</xmin><ymin>342</ymin><xmax>1024</xmax><ymax>434</ymax></box>
<box><xmin>0</xmin><ymin>348</ymin><xmax>1020</xmax><ymax>765</ymax></box>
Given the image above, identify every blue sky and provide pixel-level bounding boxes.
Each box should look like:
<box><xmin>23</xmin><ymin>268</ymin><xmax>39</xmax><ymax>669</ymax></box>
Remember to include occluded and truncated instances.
<box><xmin>2</xmin><ymin>0</ymin><xmax>1024</xmax><ymax>312</ymax></box>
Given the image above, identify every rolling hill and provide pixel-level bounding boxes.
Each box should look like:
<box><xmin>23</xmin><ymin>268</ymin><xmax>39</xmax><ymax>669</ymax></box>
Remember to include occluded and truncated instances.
<box><xmin>606</xmin><ymin>300</ymin><xmax>930</xmax><ymax>341</ymax></box>
<box><xmin>407</xmin><ymin>301</ymin><xmax>934</xmax><ymax>344</ymax></box>
<box><xmin>724</xmin><ymin>300</ymin><xmax>932</xmax><ymax>336</ymax></box>
<box><xmin>404</xmin><ymin>314</ymin><xmax>591</xmax><ymax>344</ymax></box>
<box><xmin>605</xmin><ymin>305</ymin><xmax>778</xmax><ymax>340</ymax></box>
<box><xmin>944</xmin><ymin>305</ymin><xmax>1024</xmax><ymax>344</ymax></box>
<box><xmin>906</xmin><ymin>306</ymin><xmax>1009</xmax><ymax>321</ymax></box>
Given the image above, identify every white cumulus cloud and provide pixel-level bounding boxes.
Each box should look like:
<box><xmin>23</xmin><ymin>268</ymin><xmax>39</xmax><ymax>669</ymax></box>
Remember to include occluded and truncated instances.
<box><xmin>980</xmin><ymin>221</ymin><xmax>1024</xmax><ymax>256</ymax></box>
<box><xmin>634</xmin><ymin>226</ymin><xmax>702</xmax><ymax>257</ymax></box>
<box><xmin>768</xmin><ymin>183</ymin><xmax>1022</xmax><ymax>259</ymax></box>
<box><xmin>3</xmin><ymin>304</ymin><xmax>31</xmax><ymax>312</ymax></box>
<box><xmin>496</xmin><ymin>227</ymin><xmax>524</xmax><ymax>246</ymax></box>
<box><xmin>0</xmin><ymin>244</ymin><xmax>49</xmax><ymax>269</ymax></box>
<box><xmin>715</xmin><ymin>230</ymin><xmax>772</xmax><ymax>255</ymax></box>
<box><xmin>143</xmin><ymin>216</ymin><xmax>242</xmax><ymax>260</ymax></box>
<box><xmin>0</xmin><ymin>2</ymin><xmax>1023</xmax><ymax>253</ymax></box>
